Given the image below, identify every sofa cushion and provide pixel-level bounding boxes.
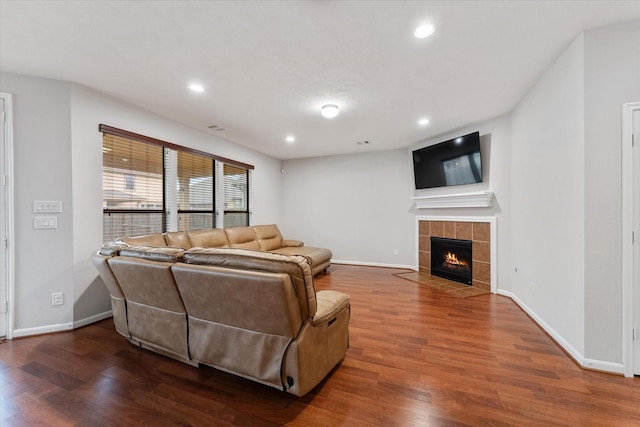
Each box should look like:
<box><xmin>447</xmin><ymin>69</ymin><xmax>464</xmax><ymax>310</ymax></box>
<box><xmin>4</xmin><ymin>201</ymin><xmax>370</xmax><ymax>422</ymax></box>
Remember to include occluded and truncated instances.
<box><xmin>187</xmin><ymin>228</ymin><xmax>229</xmax><ymax>248</ymax></box>
<box><xmin>271</xmin><ymin>246</ymin><xmax>332</xmax><ymax>269</ymax></box>
<box><xmin>184</xmin><ymin>247</ymin><xmax>317</xmax><ymax>320</ymax></box>
<box><xmin>164</xmin><ymin>231</ymin><xmax>191</xmax><ymax>249</ymax></box>
<box><xmin>253</xmin><ymin>224</ymin><xmax>283</xmax><ymax>251</ymax></box>
<box><xmin>121</xmin><ymin>233</ymin><xmax>167</xmax><ymax>247</ymax></box>
<box><xmin>225</xmin><ymin>226</ymin><xmax>260</xmax><ymax>250</ymax></box>
<box><xmin>99</xmin><ymin>242</ymin><xmax>128</xmax><ymax>256</ymax></box>
<box><xmin>119</xmin><ymin>246</ymin><xmax>185</xmax><ymax>263</ymax></box>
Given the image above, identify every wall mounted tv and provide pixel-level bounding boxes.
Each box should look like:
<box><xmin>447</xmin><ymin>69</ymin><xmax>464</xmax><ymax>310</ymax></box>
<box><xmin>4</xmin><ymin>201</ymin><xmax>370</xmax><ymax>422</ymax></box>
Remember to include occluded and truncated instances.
<box><xmin>412</xmin><ymin>131</ymin><xmax>482</xmax><ymax>190</ymax></box>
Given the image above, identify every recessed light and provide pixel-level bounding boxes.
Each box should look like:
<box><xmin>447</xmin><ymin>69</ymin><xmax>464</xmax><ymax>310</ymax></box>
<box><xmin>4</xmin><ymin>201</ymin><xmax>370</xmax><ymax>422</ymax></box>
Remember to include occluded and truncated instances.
<box><xmin>455</xmin><ymin>137</ymin><xmax>463</xmax><ymax>144</ymax></box>
<box><xmin>286</xmin><ymin>135</ymin><xmax>296</xmax><ymax>143</ymax></box>
<box><xmin>418</xmin><ymin>118</ymin><xmax>430</xmax><ymax>126</ymax></box>
<box><xmin>321</xmin><ymin>104</ymin><xmax>339</xmax><ymax>119</ymax></box>
<box><xmin>188</xmin><ymin>83</ymin><xmax>205</xmax><ymax>93</ymax></box>
<box><xmin>414</xmin><ymin>24</ymin><xmax>435</xmax><ymax>39</ymax></box>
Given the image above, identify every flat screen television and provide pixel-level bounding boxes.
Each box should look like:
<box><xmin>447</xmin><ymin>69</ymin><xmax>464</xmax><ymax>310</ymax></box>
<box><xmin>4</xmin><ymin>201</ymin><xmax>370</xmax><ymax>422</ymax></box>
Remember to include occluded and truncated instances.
<box><xmin>412</xmin><ymin>131</ymin><xmax>482</xmax><ymax>190</ymax></box>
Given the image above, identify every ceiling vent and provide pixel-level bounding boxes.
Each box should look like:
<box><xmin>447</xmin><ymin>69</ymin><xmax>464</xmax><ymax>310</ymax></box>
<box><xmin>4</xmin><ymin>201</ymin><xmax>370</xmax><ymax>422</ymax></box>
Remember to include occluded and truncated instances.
<box><xmin>207</xmin><ymin>125</ymin><xmax>226</xmax><ymax>131</ymax></box>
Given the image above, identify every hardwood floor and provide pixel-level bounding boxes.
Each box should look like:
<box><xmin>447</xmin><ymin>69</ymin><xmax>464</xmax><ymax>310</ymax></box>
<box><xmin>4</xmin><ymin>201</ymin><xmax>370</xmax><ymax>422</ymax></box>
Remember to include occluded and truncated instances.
<box><xmin>2</xmin><ymin>264</ymin><xmax>640</xmax><ymax>426</ymax></box>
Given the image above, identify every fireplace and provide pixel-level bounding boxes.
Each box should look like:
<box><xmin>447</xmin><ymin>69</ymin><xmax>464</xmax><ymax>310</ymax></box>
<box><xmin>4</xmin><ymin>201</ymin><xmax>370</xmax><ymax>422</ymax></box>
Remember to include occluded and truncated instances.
<box><xmin>430</xmin><ymin>237</ymin><xmax>473</xmax><ymax>285</ymax></box>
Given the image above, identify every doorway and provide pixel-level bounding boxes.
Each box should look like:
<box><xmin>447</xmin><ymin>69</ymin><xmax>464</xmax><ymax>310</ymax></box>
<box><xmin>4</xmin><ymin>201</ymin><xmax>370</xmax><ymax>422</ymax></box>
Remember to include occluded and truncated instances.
<box><xmin>622</xmin><ymin>102</ymin><xmax>640</xmax><ymax>376</ymax></box>
<box><xmin>0</xmin><ymin>93</ymin><xmax>14</xmax><ymax>339</ymax></box>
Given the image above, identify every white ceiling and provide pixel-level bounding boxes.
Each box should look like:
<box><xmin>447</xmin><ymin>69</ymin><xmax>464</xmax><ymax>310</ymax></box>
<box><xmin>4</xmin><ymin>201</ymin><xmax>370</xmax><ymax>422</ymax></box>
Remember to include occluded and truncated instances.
<box><xmin>1</xmin><ymin>1</ymin><xmax>638</xmax><ymax>160</ymax></box>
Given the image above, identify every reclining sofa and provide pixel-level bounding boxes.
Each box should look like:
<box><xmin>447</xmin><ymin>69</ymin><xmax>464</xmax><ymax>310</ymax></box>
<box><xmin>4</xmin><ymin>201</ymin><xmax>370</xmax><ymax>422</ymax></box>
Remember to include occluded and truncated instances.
<box><xmin>92</xmin><ymin>225</ymin><xmax>349</xmax><ymax>397</ymax></box>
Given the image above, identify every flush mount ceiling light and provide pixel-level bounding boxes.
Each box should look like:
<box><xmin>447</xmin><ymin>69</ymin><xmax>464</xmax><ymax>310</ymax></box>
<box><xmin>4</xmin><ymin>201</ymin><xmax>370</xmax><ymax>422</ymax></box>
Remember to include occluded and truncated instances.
<box><xmin>321</xmin><ymin>104</ymin><xmax>339</xmax><ymax>119</ymax></box>
<box><xmin>418</xmin><ymin>118</ymin><xmax>430</xmax><ymax>126</ymax></box>
<box><xmin>286</xmin><ymin>135</ymin><xmax>296</xmax><ymax>143</ymax></box>
<box><xmin>188</xmin><ymin>83</ymin><xmax>205</xmax><ymax>93</ymax></box>
<box><xmin>414</xmin><ymin>24</ymin><xmax>435</xmax><ymax>39</ymax></box>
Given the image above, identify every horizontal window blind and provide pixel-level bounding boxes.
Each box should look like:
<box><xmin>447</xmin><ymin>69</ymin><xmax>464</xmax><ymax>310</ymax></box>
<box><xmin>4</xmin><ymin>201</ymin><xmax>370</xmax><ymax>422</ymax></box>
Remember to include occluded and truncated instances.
<box><xmin>223</xmin><ymin>163</ymin><xmax>250</xmax><ymax>227</ymax></box>
<box><xmin>177</xmin><ymin>150</ymin><xmax>215</xmax><ymax>231</ymax></box>
<box><xmin>102</xmin><ymin>133</ymin><xmax>164</xmax><ymax>241</ymax></box>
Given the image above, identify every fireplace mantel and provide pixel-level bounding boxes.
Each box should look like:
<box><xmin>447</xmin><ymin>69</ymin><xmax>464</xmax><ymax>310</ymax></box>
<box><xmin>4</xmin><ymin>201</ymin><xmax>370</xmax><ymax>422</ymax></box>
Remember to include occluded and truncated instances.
<box><xmin>412</xmin><ymin>191</ymin><xmax>494</xmax><ymax>209</ymax></box>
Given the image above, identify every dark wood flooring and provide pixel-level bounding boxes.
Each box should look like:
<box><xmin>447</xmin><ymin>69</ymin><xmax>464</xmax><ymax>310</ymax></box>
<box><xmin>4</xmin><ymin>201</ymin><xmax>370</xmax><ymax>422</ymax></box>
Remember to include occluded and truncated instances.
<box><xmin>2</xmin><ymin>265</ymin><xmax>640</xmax><ymax>426</ymax></box>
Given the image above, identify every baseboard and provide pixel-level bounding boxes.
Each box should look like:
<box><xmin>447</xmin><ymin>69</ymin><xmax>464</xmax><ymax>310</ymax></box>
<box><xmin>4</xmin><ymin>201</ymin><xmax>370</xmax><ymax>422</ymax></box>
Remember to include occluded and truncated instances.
<box><xmin>11</xmin><ymin>310</ymin><xmax>113</xmax><ymax>338</ymax></box>
<box><xmin>582</xmin><ymin>358</ymin><xmax>624</xmax><ymax>374</ymax></box>
<box><xmin>73</xmin><ymin>310</ymin><xmax>113</xmax><ymax>329</ymax></box>
<box><xmin>331</xmin><ymin>259</ymin><xmax>415</xmax><ymax>270</ymax></box>
<box><xmin>12</xmin><ymin>322</ymin><xmax>73</xmax><ymax>338</ymax></box>
<box><xmin>497</xmin><ymin>290</ymin><xmax>623</xmax><ymax>375</ymax></box>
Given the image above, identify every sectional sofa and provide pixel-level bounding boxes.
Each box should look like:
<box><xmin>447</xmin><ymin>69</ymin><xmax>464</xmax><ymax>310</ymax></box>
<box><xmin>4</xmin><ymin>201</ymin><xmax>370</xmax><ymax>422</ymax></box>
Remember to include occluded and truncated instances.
<box><xmin>92</xmin><ymin>225</ymin><xmax>349</xmax><ymax>396</ymax></box>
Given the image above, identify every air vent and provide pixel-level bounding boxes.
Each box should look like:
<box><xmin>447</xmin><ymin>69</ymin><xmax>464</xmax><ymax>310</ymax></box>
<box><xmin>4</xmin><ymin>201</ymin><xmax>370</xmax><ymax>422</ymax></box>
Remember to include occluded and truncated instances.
<box><xmin>207</xmin><ymin>125</ymin><xmax>226</xmax><ymax>132</ymax></box>
<box><xmin>356</xmin><ymin>140</ymin><xmax>370</xmax><ymax>145</ymax></box>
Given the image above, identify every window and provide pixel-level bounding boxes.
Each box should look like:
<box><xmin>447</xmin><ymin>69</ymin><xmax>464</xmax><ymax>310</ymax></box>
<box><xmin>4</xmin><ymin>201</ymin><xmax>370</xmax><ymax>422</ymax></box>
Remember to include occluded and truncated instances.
<box><xmin>101</xmin><ymin>125</ymin><xmax>253</xmax><ymax>242</ymax></box>
<box><xmin>102</xmin><ymin>133</ymin><xmax>164</xmax><ymax>242</ymax></box>
<box><xmin>223</xmin><ymin>164</ymin><xmax>250</xmax><ymax>228</ymax></box>
<box><xmin>177</xmin><ymin>150</ymin><xmax>215</xmax><ymax>231</ymax></box>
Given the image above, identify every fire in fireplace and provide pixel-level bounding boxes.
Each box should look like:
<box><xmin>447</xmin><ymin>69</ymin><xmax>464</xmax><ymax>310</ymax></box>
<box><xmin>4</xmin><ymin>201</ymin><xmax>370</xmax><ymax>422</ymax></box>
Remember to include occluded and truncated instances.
<box><xmin>430</xmin><ymin>237</ymin><xmax>473</xmax><ymax>285</ymax></box>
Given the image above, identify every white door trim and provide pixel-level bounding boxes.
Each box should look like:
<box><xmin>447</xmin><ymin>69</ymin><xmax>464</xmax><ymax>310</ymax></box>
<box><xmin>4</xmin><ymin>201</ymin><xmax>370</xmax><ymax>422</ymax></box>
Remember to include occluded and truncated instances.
<box><xmin>0</xmin><ymin>92</ymin><xmax>15</xmax><ymax>340</ymax></box>
<box><xmin>621</xmin><ymin>101</ymin><xmax>640</xmax><ymax>377</ymax></box>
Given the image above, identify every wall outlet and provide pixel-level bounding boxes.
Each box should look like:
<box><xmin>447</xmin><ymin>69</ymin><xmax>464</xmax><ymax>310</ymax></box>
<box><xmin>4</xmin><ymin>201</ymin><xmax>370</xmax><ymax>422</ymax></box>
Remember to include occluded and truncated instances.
<box><xmin>393</xmin><ymin>249</ymin><xmax>399</xmax><ymax>256</ymax></box>
<box><xmin>51</xmin><ymin>292</ymin><xmax>64</xmax><ymax>306</ymax></box>
<box><xmin>529</xmin><ymin>282</ymin><xmax>536</xmax><ymax>295</ymax></box>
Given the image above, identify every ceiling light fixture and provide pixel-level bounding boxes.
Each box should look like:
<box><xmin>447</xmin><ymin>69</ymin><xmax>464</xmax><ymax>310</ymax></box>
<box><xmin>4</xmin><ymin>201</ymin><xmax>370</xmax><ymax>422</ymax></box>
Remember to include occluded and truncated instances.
<box><xmin>414</xmin><ymin>24</ymin><xmax>435</xmax><ymax>39</ymax></box>
<box><xmin>321</xmin><ymin>104</ymin><xmax>339</xmax><ymax>119</ymax></box>
<box><xmin>286</xmin><ymin>135</ymin><xmax>296</xmax><ymax>143</ymax></box>
<box><xmin>418</xmin><ymin>118</ymin><xmax>430</xmax><ymax>126</ymax></box>
<box><xmin>188</xmin><ymin>83</ymin><xmax>205</xmax><ymax>93</ymax></box>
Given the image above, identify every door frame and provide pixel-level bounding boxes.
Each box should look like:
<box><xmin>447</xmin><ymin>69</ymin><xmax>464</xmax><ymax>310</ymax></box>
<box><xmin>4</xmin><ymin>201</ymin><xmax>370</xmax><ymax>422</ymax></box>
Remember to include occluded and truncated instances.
<box><xmin>622</xmin><ymin>101</ymin><xmax>640</xmax><ymax>377</ymax></box>
<box><xmin>0</xmin><ymin>92</ymin><xmax>15</xmax><ymax>340</ymax></box>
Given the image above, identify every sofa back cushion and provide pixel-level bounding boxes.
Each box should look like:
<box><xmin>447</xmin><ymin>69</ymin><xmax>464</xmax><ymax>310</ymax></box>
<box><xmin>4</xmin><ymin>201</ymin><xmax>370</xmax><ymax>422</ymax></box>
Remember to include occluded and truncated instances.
<box><xmin>224</xmin><ymin>227</ymin><xmax>260</xmax><ymax>250</ymax></box>
<box><xmin>183</xmin><ymin>248</ymin><xmax>317</xmax><ymax>320</ymax></box>
<box><xmin>107</xmin><ymin>256</ymin><xmax>186</xmax><ymax>313</ymax></box>
<box><xmin>187</xmin><ymin>228</ymin><xmax>230</xmax><ymax>248</ymax></box>
<box><xmin>121</xmin><ymin>233</ymin><xmax>167</xmax><ymax>247</ymax></box>
<box><xmin>164</xmin><ymin>231</ymin><xmax>192</xmax><ymax>249</ymax></box>
<box><xmin>253</xmin><ymin>224</ymin><xmax>284</xmax><ymax>251</ymax></box>
<box><xmin>172</xmin><ymin>263</ymin><xmax>303</xmax><ymax>338</ymax></box>
<box><xmin>118</xmin><ymin>246</ymin><xmax>185</xmax><ymax>263</ymax></box>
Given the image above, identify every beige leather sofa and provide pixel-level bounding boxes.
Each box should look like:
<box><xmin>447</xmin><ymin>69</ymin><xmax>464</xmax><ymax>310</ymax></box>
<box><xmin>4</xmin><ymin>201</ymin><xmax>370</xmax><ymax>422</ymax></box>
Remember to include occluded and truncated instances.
<box><xmin>117</xmin><ymin>224</ymin><xmax>332</xmax><ymax>276</ymax></box>
<box><xmin>92</xmin><ymin>225</ymin><xmax>349</xmax><ymax>397</ymax></box>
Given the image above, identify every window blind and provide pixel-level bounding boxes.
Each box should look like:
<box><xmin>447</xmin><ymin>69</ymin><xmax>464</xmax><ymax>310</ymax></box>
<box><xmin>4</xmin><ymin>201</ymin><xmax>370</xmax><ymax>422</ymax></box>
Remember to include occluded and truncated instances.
<box><xmin>223</xmin><ymin>164</ymin><xmax>250</xmax><ymax>227</ymax></box>
<box><xmin>102</xmin><ymin>133</ymin><xmax>164</xmax><ymax>242</ymax></box>
<box><xmin>177</xmin><ymin>150</ymin><xmax>215</xmax><ymax>230</ymax></box>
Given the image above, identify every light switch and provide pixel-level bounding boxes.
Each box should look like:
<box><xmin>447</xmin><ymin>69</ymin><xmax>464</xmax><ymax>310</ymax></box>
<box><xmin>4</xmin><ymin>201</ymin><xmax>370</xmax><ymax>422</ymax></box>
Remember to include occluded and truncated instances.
<box><xmin>33</xmin><ymin>200</ymin><xmax>62</xmax><ymax>213</ymax></box>
<box><xmin>34</xmin><ymin>217</ymin><xmax>57</xmax><ymax>229</ymax></box>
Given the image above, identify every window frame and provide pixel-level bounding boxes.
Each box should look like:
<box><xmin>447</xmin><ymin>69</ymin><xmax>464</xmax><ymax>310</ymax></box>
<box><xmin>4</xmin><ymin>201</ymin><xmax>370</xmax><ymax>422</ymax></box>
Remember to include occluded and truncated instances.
<box><xmin>100</xmin><ymin>124</ymin><xmax>254</xmax><ymax>240</ymax></box>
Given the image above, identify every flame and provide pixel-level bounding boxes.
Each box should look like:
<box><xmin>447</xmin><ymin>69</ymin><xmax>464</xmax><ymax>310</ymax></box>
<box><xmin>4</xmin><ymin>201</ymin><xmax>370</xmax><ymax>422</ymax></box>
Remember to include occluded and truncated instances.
<box><xmin>444</xmin><ymin>251</ymin><xmax>468</xmax><ymax>267</ymax></box>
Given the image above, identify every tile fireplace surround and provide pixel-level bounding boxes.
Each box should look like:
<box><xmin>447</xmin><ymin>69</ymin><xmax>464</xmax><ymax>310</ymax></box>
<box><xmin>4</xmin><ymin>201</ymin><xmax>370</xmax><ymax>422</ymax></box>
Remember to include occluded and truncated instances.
<box><xmin>418</xmin><ymin>220</ymin><xmax>491</xmax><ymax>291</ymax></box>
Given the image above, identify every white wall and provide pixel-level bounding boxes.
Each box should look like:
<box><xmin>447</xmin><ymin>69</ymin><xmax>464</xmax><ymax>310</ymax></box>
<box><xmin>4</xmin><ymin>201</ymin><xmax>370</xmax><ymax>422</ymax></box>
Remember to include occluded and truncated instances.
<box><xmin>1</xmin><ymin>72</ymin><xmax>283</xmax><ymax>333</ymax></box>
<box><xmin>0</xmin><ymin>73</ymin><xmax>75</xmax><ymax>333</ymax></box>
<box><xmin>281</xmin><ymin>149</ymin><xmax>415</xmax><ymax>268</ymax></box>
<box><xmin>410</xmin><ymin>115</ymin><xmax>512</xmax><ymax>291</ymax></box>
<box><xmin>583</xmin><ymin>19</ymin><xmax>640</xmax><ymax>362</ymax></box>
<box><xmin>510</xmin><ymin>34</ymin><xmax>586</xmax><ymax>356</ymax></box>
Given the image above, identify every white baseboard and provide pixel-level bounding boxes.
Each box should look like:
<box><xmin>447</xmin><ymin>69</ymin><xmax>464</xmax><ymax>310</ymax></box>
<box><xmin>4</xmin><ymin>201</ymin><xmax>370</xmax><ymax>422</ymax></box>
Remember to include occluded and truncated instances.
<box><xmin>582</xmin><ymin>358</ymin><xmax>624</xmax><ymax>374</ymax></box>
<box><xmin>12</xmin><ymin>322</ymin><xmax>73</xmax><ymax>338</ymax></box>
<box><xmin>498</xmin><ymin>289</ymin><xmax>623</xmax><ymax>374</ymax></box>
<box><xmin>11</xmin><ymin>310</ymin><xmax>113</xmax><ymax>338</ymax></box>
<box><xmin>73</xmin><ymin>310</ymin><xmax>113</xmax><ymax>329</ymax></box>
<box><xmin>331</xmin><ymin>259</ymin><xmax>415</xmax><ymax>270</ymax></box>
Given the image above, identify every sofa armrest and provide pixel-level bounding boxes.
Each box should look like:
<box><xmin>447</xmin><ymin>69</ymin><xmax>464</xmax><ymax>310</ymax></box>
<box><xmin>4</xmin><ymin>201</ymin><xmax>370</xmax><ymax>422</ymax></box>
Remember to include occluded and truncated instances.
<box><xmin>282</xmin><ymin>239</ymin><xmax>304</xmax><ymax>247</ymax></box>
<box><xmin>312</xmin><ymin>290</ymin><xmax>350</xmax><ymax>326</ymax></box>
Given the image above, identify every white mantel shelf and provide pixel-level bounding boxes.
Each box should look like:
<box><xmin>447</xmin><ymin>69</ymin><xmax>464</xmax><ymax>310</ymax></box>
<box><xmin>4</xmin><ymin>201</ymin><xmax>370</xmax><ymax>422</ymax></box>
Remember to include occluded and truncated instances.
<box><xmin>412</xmin><ymin>191</ymin><xmax>494</xmax><ymax>209</ymax></box>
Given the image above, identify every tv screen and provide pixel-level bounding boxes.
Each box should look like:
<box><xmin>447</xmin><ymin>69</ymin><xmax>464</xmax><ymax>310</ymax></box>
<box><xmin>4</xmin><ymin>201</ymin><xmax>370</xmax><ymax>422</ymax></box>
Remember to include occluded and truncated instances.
<box><xmin>412</xmin><ymin>131</ymin><xmax>482</xmax><ymax>190</ymax></box>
